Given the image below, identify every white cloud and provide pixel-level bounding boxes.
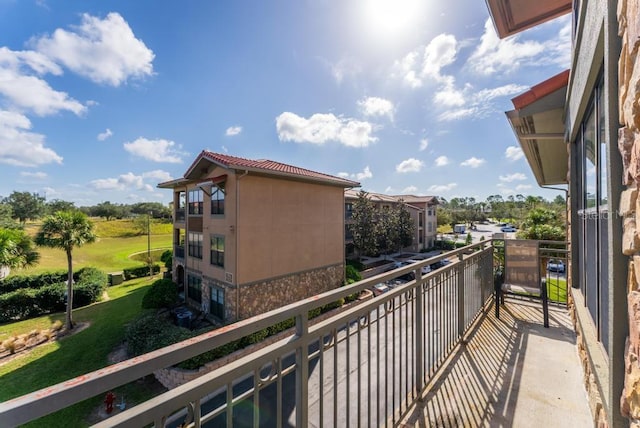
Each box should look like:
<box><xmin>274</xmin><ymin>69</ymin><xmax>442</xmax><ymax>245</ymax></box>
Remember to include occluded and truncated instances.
<box><xmin>358</xmin><ymin>97</ymin><xmax>394</xmax><ymax>120</ymax></box>
<box><xmin>436</xmin><ymin>83</ymin><xmax>526</xmax><ymax>122</ymax></box>
<box><xmin>0</xmin><ymin>63</ymin><xmax>86</xmax><ymax>116</ymax></box>
<box><xmin>396</xmin><ymin>158</ymin><xmax>424</xmax><ymax>173</ymax></box>
<box><xmin>395</xmin><ymin>51</ymin><xmax>422</xmax><ymax>88</ymax></box>
<box><xmin>123</xmin><ymin>137</ymin><xmax>186</xmax><ymax>163</ymax></box>
<box><xmin>435</xmin><ymin>156</ymin><xmax>449</xmax><ymax>167</ymax></box>
<box><xmin>401</xmin><ymin>185</ymin><xmax>418</xmax><ymax>193</ymax></box>
<box><xmin>394</xmin><ymin>33</ymin><xmax>457</xmax><ymax>89</ymax></box>
<box><xmin>142</xmin><ymin>169</ymin><xmax>173</xmax><ymax>182</ymax></box>
<box><xmin>468</xmin><ymin>18</ymin><xmax>569</xmax><ymax>75</ymax></box>
<box><xmin>516</xmin><ymin>184</ymin><xmax>533</xmax><ymax>191</ymax></box>
<box><xmin>419</xmin><ymin>138</ymin><xmax>429</xmax><ymax>151</ymax></box>
<box><xmin>225</xmin><ymin>126</ymin><xmax>242</xmax><ymax>136</ymax></box>
<box><xmin>330</xmin><ymin>57</ymin><xmax>361</xmax><ymax>84</ymax></box>
<box><xmin>0</xmin><ymin>110</ymin><xmax>63</xmax><ymax>166</ymax></box>
<box><xmin>338</xmin><ymin>166</ymin><xmax>373</xmax><ymax>181</ymax></box>
<box><xmin>434</xmin><ymin>84</ymin><xmax>465</xmax><ymax>107</ymax></box>
<box><xmin>428</xmin><ymin>183</ymin><xmax>457</xmax><ymax>193</ymax></box>
<box><xmin>275</xmin><ymin>112</ymin><xmax>377</xmax><ymax>148</ymax></box>
<box><xmin>460</xmin><ymin>157</ymin><xmax>485</xmax><ymax>168</ymax></box>
<box><xmin>90</xmin><ymin>171</ymin><xmax>156</xmax><ymax>192</ymax></box>
<box><xmin>33</xmin><ymin>12</ymin><xmax>155</xmax><ymax>86</ymax></box>
<box><xmin>505</xmin><ymin>146</ymin><xmax>524</xmax><ymax>161</ymax></box>
<box><xmin>422</xmin><ymin>34</ymin><xmax>458</xmax><ymax>81</ymax></box>
<box><xmin>97</xmin><ymin>128</ymin><xmax>112</xmax><ymax>141</ymax></box>
<box><xmin>499</xmin><ymin>173</ymin><xmax>527</xmax><ymax>182</ymax></box>
<box><xmin>475</xmin><ymin>84</ymin><xmax>528</xmax><ymax>102</ymax></box>
<box><xmin>20</xmin><ymin>171</ymin><xmax>47</xmax><ymax>179</ymax></box>
<box><xmin>437</xmin><ymin>107</ymin><xmax>479</xmax><ymax>121</ymax></box>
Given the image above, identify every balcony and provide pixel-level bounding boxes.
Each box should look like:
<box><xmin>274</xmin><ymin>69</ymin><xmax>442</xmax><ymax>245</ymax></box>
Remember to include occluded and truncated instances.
<box><xmin>0</xmin><ymin>240</ymin><xmax>588</xmax><ymax>427</ymax></box>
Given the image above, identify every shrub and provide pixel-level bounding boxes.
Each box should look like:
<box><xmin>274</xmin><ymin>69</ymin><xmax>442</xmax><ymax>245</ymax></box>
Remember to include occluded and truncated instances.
<box><xmin>123</xmin><ymin>264</ymin><xmax>161</xmax><ymax>280</ymax></box>
<box><xmin>345</xmin><ymin>265</ymin><xmax>362</xmax><ymax>283</ymax></box>
<box><xmin>142</xmin><ymin>279</ymin><xmax>179</xmax><ymax>309</ymax></box>
<box><xmin>160</xmin><ymin>250</ymin><xmax>173</xmax><ymax>271</ymax></box>
<box><xmin>35</xmin><ymin>283</ymin><xmax>66</xmax><ymax>313</ymax></box>
<box><xmin>0</xmin><ymin>289</ymin><xmax>39</xmax><ymax>322</ymax></box>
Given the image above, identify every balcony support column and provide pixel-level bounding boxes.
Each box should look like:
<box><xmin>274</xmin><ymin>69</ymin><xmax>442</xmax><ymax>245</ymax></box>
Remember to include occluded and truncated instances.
<box><xmin>457</xmin><ymin>254</ymin><xmax>466</xmax><ymax>338</ymax></box>
<box><xmin>295</xmin><ymin>311</ymin><xmax>309</xmax><ymax>427</ymax></box>
<box><xmin>415</xmin><ymin>270</ymin><xmax>424</xmax><ymax>396</ymax></box>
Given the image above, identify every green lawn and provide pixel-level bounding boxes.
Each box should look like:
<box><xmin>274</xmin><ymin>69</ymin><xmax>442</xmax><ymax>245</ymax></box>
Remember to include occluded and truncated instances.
<box><xmin>546</xmin><ymin>276</ymin><xmax>567</xmax><ymax>303</ymax></box>
<box><xmin>11</xmin><ymin>234</ymin><xmax>172</xmax><ymax>275</ymax></box>
<box><xmin>0</xmin><ymin>277</ymin><xmax>159</xmax><ymax>427</ymax></box>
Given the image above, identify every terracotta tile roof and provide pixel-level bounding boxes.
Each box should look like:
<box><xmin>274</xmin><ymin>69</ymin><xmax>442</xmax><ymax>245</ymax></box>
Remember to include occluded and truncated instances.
<box><xmin>345</xmin><ymin>189</ymin><xmax>437</xmax><ymax>207</ymax></box>
<box><xmin>511</xmin><ymin>69</ymin><xmax>570</xmax><ymax>110</ymax></box>
<box><xmin>184</xmin><ymin>151</ymin><xmax>359</xmax><ymax>187</ymax></box>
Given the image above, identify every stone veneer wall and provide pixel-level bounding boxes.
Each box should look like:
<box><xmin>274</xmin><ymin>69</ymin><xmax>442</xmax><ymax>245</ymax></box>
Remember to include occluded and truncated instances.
<box><xmin>236</xmin><ymin>264</ymin><xmax>344</xmax><ymax>320</ymax></box>
<box><xmin>619</xmin><ymin>0</ymin><xmax>640</xmax><ymax>425</ymax></box>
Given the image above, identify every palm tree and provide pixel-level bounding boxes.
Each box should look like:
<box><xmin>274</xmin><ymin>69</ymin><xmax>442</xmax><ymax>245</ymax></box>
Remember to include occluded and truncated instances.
<box><xmin>35</xmin><ymin>211</ymin><xmax>96</xmax><ymax>330</ymax></box>
<box><xmin>0</xmin><ymin>228</ymin><xmax>40</xmax><ymax>279</ymax></box>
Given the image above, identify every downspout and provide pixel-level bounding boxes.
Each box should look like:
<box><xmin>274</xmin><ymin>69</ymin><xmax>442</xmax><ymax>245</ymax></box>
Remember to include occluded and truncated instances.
<box><xmin>235</xmin><ymin>170</ymin><xmax>249</xmax><ymax>320</ymax></box>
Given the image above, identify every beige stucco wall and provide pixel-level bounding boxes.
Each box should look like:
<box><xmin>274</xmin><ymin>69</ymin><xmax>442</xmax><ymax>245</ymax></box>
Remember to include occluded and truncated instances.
<box><xmin>236</xmin><ymin>175</ymin><xmax>345</xmax><ymax>284</ymax></box>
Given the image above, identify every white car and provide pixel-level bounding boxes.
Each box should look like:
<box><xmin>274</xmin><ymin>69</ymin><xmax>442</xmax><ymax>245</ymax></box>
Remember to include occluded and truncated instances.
<box><xmin>372</xmin><ymin>283</ymin><xmax>390</xmax><ymax>296</ymax></box>
<box><xmin>406</xmin><ymin>259</ymin><xmax>432</xmax><ymax>274</ymax></box>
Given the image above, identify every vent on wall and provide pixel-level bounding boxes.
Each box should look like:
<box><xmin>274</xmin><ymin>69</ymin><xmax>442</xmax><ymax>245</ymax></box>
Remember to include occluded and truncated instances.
<box><xmin>225</xmin><ymin>272</ymin><xmax>234</xmax><ymax>284</ymax></box>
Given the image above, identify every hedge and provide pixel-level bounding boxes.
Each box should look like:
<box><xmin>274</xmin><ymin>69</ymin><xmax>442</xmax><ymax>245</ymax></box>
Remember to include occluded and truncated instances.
<box><xmin>0</xmin><ymin>267</ymin><xmax>99</xmax><ymax>294</ymax></box>
<box><xmin>123</xmin><ymin>264</ymin><xmax>161</xmax><ymax>280</ymax></box>
<box><xmin>0</xmin><ymin>267</ymin><xmax>108</xmax><ymax>323</ymax></box>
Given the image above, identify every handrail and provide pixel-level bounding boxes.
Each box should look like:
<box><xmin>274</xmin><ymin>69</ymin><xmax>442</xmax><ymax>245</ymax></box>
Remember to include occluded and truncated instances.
<box><xmin>1</xmin><ymin>240</ymin><xmax>496</xmax><ymax>426</ymax></box>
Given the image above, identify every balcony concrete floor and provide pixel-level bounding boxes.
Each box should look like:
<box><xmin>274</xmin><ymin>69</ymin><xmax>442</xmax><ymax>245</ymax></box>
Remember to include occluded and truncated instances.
<box><xmin>400</xmin><ymin>299</ymin><xmax>592</xmax><ymax>427</ymax></box>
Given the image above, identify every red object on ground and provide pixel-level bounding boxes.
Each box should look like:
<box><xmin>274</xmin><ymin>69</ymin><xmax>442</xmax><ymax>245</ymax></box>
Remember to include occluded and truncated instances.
<box><xmin>104</xmin><ymin>391</ymin><xmax>116</xmax><ymax>414</ymax></box>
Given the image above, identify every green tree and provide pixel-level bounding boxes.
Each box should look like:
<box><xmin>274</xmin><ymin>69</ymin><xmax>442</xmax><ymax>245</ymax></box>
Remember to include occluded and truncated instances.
<box><xmin>3</xmin><ymin>191</ymin><xmax>45</xmax><ymax>224</ymax></box>
<box><xmin>46</xmin><ymin>199</ymin><xmax>76</xmax><ymax>214</ymax></box>
<box><xmin>35</xmin><ymin>211</ymin><xmax>96</xmax><ymax>330</ymax></box>
<box><xmin>93</xmin><ymin>201</ymin><xmax>126</xmax><ymax>220</ymax></box>
<box><xmin>519</xmin><ymin>207</ymin><xmax>565</xmax><ymax>241</ymax></box>
<box><xmin>0</xmin><ymin>228</ymin><xmax>39</xmax><ymax>278</ymax></box>
<box><xmin>0</xmin><ymin>203</ymin><xmax>17</xmax><ymax>228</ymax></box>
<box><xmin>348</xmin><ymin>190</ymin><xmax>378</xmax><ymax>257</ymax></box>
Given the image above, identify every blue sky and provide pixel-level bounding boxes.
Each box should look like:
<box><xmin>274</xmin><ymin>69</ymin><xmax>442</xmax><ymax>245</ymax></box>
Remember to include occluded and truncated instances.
<box><xmin>0</xmin><ymin>0</ymin><xmax>570</xmax><ymax>206</ymax></box>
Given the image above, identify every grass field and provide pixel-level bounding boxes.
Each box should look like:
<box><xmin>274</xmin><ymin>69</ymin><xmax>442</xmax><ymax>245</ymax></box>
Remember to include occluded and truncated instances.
<box><xmin>0</xmin><ymin>277</ymin><xmax>159</xmax><ymax>427</ymax></box>
<box><xmin>546</xmin><ymin>275</ymin><xmax>567</xmax><ymax>303</ymax></box>
<box><xmin>10</xmin><ymin>233</ymin><xmax>172</xmax><ymax>276</ymax></box>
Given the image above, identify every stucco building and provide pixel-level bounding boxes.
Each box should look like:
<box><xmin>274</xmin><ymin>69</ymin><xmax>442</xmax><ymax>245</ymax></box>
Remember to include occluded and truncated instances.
<box><xmin>159</xmin><ymin>151</ymin><xmax>359</xmax><ymax>323</ymax></box>
<box><xmin>344</xmin><ymin>189</ymin><xmax>438</xmax><ymax>256</ymax></box>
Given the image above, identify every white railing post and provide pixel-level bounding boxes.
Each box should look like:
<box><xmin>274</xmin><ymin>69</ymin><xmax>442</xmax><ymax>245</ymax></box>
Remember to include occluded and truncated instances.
<box><xmin>457</xmin><ymin>254</ymin><xmax>466</xmax><ymax>337</ymax></box>
<box><xmin>415</xmin><ymin>269</ymin><xmax>424</xmax><ymax>395</ymax></box>
<box><xmin>295</xmin><ymin>311</ymin><xmax>309</xmax><ymax>427</ymax></box>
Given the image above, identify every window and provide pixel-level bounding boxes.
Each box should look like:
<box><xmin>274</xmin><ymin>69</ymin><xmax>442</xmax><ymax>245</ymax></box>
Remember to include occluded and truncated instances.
<box><xmin>419</xmin><ymin>212</ymin><xmax>424</xmax><ymax>227</ymax></box>
<box><xmin>188</xmin><ymin>189</ymin><xmax>203</xmax><ymax>215</ymax></box>
<box><xmin>176</xmin><ymin>191</ymin><xmax>186</xmax><ymax>220</ymax></box>
<box><xmin>575</xmin><ymin>71</ymin><xmax>609</xmax><ymax>351</ymax></box>
<box><xmin>210</xmin><ymin>235</ymin><xmax>224</xmax><ymax>268</ymax></box>
<box><xmin>188</xmin><ymin>232</ymin><xmax>203</xmax><ymax>259</ymax></box>
<box><xmin>210</xmin><ymin>286</ymin><xmax>225</xmax><ymax>319</ymax></box>
<box><xmin>187</xmin><ymin>274</ymin><xmax>202</xmax><ymax>303</ymax></box>
<box><xmin>428</xmin><ymin>222</ymin><xmax>433</xmax><ymax>232</ymax></box>
<box><xmin>345</xmin><ymin>203</ymin><xmax>353</xmax><ymax>219</ymax></box>
<box><xmin>211</xmin><ymin>185</ymin><xmax>225</xmax><ymax>215</ymax></box>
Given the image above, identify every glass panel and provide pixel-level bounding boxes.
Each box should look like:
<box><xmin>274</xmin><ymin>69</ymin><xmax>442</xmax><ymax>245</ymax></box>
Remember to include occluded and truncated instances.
<box><xmin>598</xmin><ymin>76</ymin><xmax>607</xmax><ymax>207</ymax></box>
<box><xmin>583</xmin><ymin>105</ymin><xmax>598</xmax><ymax>323</ymax></box>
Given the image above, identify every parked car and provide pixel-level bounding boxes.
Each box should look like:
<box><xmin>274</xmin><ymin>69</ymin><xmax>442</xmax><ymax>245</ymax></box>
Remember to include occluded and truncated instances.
<box><xmin>547</xmin><ymin>259</ymin><xmax>566</xmax><ymax>273</ymax></box>
<box><xmin>372</xmin><ymin>283</ymin><xmax>390</xmax><ymax>296</ymax></box>
<box><xmin>430</xmin><ymin>259</ymin><xmax>451</xmax><ymax>270</ymax></box>
<box><xmin>500</xmin><ymin>226</ymin><xmax>517</xmax><ymax>232</ymax></box>
<box><xmin>406</xmin><ymin>259</ymin><xmax>432</xmax><ymax>274</ymax></box>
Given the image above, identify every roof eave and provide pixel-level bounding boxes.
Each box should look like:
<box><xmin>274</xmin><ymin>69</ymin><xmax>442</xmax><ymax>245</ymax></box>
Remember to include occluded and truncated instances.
<box><xmin>485</xmin><ymin>0</ymin><xmax>572</xmax><ymax>39</ymax></box>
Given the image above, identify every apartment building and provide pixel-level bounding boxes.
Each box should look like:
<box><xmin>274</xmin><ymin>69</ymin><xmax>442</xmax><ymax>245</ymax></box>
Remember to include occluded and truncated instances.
<box><xmin>158</xmin><ymin>151</ymin><xmax>359</xmax><ymax>322</ymax></box>
<box><xmin>344</xmin><ymin>189</ymin><xmax>438</xmax><ymax>255</ymax></box>
<box><xmin>486</xmin><ymin>0</ymin><xmax>634</xmax><ymax>425</ymax></box>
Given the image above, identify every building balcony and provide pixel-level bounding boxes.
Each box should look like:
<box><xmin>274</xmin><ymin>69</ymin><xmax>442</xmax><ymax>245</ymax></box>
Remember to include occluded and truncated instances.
<box><xmin>0</xmin><ymin>240</ymin><xmax>588</xmax><ymax>427</ymax></box>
